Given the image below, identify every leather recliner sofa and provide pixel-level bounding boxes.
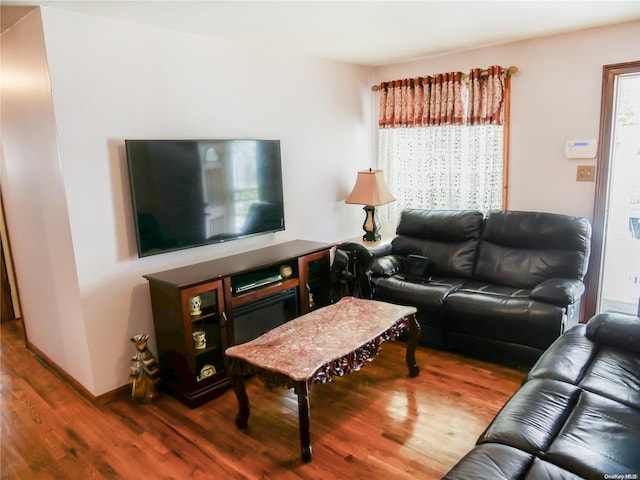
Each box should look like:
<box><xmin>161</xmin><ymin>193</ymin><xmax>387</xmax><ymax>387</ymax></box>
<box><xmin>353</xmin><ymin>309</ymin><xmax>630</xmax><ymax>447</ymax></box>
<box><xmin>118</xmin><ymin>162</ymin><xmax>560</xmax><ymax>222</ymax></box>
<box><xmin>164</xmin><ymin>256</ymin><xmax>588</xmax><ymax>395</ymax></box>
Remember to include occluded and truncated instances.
<box><xmin>443</xmin><ymin>311</ymin><xmax>640</xmax><ymax>479</ymax></box>
<box><xmin>368</xmin><ymin>209</ymin><xmax>592</xmax><ymax>366</ymax></box>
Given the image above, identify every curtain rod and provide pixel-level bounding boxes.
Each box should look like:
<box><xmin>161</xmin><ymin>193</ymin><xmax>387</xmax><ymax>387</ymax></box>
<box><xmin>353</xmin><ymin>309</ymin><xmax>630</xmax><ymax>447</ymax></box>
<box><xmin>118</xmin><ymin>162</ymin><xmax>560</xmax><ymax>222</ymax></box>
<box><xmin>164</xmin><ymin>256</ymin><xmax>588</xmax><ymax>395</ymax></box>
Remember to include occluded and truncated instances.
<box><xmin>371</xmin><ymin>65</ymin><xmax>519</xmax><ymax>92</ymax></box>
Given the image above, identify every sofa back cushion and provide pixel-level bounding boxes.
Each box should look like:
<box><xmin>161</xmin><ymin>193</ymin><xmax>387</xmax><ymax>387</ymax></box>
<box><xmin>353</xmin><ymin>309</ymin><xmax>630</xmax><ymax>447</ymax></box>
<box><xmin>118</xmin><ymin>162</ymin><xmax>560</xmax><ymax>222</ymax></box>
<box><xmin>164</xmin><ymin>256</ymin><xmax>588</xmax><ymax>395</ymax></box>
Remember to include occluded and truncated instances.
<box><xmin>474</xmin><ymin>210</ymin><xmax>591</xmax><ymax>288</ymax></box>
<box><xmin>392</xmin><ymin>209</ymin><xmax>484</xmax><ymax>278</ymax></box>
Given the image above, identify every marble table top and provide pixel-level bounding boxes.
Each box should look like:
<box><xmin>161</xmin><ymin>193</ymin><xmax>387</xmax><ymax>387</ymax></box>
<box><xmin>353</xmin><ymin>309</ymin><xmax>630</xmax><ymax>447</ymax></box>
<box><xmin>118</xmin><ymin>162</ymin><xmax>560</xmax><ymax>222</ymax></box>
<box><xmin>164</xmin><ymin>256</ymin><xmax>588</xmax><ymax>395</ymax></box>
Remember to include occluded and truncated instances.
<box><xmin>225</xmin><ymin>296</ymin><xmax>416</xmax><ymax>382</ymax></box>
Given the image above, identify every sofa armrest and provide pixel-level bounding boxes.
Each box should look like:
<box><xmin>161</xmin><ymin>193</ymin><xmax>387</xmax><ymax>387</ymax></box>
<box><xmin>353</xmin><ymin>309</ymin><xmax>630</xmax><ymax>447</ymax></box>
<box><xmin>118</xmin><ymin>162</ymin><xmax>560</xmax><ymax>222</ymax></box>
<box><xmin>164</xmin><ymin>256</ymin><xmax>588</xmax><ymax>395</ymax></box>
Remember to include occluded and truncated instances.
<box><xmin>529</xmin><ymin>278</ymin><xmax>585</xmax><ymax>306</ymax></box>
<box><xmin>368</xmin><ymin>243</ymin><xmax>393</xmax><ymax>257</ymax></box>
<box><xmin>586</xmin><ymin>312</ymin><xmax>640</xmax><ymax>352</ymax></box>
<box><xmin>370</xmin><ymin>255</ymin><xmax>402</xmax><ymax>277</ymax></box>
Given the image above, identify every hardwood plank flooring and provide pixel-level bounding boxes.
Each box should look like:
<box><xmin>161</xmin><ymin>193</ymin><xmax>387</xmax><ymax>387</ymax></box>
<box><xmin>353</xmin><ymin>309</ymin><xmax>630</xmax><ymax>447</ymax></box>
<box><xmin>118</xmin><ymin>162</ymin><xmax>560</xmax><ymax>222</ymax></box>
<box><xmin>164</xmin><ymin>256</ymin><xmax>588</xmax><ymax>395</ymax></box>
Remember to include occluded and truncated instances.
<box><xmin>1</xmin><ymin>320</ymin><xmax>524</xmax><ymax>479</ymax></box>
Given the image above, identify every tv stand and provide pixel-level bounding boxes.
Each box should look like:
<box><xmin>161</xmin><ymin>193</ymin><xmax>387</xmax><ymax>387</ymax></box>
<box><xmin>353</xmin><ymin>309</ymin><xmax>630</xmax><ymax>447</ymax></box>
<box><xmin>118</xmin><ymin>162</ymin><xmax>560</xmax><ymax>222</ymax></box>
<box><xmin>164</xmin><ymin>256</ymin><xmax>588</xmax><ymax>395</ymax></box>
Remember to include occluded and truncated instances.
<box><xmin>143</xmin><ymin>240</ymin><xmax>332</xmax><ymax>407</ymax></box>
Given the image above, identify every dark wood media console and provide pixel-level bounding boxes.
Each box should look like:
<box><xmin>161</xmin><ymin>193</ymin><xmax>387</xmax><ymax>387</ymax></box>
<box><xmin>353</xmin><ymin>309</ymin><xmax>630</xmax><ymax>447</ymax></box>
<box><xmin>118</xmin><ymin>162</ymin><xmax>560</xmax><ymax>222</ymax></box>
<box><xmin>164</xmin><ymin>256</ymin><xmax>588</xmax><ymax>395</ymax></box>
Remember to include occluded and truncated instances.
<box><xmin>143</xmin><ymin>240</ymin><xmax>332</xmax><ymax>407</ymax></box>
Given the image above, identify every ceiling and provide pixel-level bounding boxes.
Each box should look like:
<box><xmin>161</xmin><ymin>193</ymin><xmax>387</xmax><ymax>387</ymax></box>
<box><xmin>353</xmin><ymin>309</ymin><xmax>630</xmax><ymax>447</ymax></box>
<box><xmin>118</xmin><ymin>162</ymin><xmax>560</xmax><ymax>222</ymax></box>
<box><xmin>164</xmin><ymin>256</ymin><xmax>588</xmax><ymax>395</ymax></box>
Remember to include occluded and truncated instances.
<box><xmin>3</xmin><ymin>1</ymin><xmax>640</xmax><ymax>66</ymax></box>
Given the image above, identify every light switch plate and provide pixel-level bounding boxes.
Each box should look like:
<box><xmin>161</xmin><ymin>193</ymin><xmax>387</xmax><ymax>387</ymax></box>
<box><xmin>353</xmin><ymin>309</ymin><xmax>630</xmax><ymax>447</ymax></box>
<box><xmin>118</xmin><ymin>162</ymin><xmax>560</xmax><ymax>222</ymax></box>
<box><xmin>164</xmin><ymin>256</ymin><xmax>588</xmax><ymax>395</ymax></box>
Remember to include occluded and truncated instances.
<box><xmin>577</xmin><ymin>165</ymin><xmax>595</xmax><ymax>182</ymax></box>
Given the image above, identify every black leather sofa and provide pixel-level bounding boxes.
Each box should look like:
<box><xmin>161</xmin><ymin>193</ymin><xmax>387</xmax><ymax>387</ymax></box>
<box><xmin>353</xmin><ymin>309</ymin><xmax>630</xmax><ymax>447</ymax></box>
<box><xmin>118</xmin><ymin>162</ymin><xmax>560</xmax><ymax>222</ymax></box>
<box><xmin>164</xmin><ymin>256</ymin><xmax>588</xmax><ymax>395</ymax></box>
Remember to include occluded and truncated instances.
<box><xmin>443</xmin><ymin>311</ymin><xmax>640</xmax><ymax>479</ymax></box>
<box><xmin>368</xmin><ymin>209</ymin><xmax>591</xmax><ymax>366</ymax></box>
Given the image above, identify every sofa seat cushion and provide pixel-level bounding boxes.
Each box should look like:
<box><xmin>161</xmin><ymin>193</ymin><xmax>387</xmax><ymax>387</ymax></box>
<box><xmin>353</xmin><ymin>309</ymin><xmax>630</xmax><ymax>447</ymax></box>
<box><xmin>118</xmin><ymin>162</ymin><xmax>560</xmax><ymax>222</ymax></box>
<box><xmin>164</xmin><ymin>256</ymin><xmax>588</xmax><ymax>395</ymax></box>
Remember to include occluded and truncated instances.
<box><xmin>480</xmin><ymin>379</ymin><xmax>579</xmax><ymax>454</ymax></box>
<box><xmin>444</xmin><ymin>282</ymin><xmax>565</xmax><ymax>350</ymax></box>
<box><xmin>372</xmin><ymin>276</ymin><xmax>465</xmax><ymax>311</ymax></box>
<box><xmin>579</xmin><ymin>345</ymin><xmax>640</xmax><ymax>409</ymax></box>
<box><xmin>543</xmin><ymin>390</ymin><xmax>640</xmax><ymax>478</ymax></box>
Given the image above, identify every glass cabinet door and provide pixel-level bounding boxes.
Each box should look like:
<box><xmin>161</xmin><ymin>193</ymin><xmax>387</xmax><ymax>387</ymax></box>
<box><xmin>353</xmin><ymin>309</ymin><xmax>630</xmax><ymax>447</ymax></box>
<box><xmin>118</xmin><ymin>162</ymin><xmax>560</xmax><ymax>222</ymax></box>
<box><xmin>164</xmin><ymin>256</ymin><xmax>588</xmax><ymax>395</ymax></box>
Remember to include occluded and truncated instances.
<box><xmin>298</xmin><ymin>250</ymin><xmax>331</xmax><ymax>314</ymax></box>
<box><xmin>181</xmin><ymin>281</ymin><xmax>227</xmax><ymax>385</ymax></box>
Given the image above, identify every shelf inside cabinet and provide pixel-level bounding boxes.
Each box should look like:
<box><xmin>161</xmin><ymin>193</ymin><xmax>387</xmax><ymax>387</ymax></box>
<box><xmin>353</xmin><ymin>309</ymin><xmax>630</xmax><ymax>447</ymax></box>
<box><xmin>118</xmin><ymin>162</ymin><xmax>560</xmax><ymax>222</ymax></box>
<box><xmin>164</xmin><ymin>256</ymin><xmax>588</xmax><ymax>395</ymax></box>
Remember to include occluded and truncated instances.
<box><xmin>194</xmin><ymin>343</ymin><xmax>221</xmax><ymax>357</ymax></box>
<box><xmin>189</xmin><ymin>312</ymin><xmax>218</xmax><ymax>322</ymax></box>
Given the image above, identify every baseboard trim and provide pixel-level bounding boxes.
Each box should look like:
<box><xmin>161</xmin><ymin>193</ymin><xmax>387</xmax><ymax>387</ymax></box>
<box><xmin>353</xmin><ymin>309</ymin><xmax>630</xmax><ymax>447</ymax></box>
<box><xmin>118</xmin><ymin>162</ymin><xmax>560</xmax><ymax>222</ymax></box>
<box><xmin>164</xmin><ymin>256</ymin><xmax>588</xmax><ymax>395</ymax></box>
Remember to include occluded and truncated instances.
<box><xmin>25</xmin><ymin>340</ymin><xmax>130</xmax><ymax>406</ymax></box>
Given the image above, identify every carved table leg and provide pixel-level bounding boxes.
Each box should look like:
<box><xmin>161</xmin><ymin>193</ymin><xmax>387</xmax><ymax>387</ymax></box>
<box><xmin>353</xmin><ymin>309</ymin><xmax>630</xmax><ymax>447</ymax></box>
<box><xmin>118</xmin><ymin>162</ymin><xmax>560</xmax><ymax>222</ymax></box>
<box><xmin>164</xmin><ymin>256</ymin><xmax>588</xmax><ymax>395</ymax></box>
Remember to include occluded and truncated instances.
<box><xmin>229</xmin><ymin>359</ymin><xmax>250</xmax><ymax>429</ymax></box>
<box><xmin>405</xmin><ymin>314</ymin><xmax>421</xmax><ymax>377</ymax></box>
<box><xmin>295</xmin><ymin>380</ymin><xmax>312</xmax><ymax>462</ymax></box>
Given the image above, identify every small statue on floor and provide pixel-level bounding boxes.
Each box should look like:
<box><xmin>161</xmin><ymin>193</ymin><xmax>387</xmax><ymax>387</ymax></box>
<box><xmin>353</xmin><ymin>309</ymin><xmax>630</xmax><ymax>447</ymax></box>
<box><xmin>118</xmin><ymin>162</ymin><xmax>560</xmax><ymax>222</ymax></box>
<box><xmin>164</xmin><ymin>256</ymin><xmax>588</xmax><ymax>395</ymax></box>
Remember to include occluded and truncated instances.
<box><xmin>129</xmin><ymin>334</ymin><xmax>160</xmax><ymax>403</ymax></box>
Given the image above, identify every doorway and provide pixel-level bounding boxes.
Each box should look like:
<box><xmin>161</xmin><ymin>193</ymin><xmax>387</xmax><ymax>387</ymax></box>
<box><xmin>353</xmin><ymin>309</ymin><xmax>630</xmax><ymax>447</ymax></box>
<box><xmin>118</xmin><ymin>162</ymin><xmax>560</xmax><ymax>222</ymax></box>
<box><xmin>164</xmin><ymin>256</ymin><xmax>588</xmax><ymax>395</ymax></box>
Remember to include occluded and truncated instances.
<box><xmin>585</xmin><ymin>61</ymin><xmax>640</xmax><ymax>318</ymax></box>
<box><xmin>1</xmin><ymin>192</ymin><xmax>20</xmax><ymax>322</ymax></box>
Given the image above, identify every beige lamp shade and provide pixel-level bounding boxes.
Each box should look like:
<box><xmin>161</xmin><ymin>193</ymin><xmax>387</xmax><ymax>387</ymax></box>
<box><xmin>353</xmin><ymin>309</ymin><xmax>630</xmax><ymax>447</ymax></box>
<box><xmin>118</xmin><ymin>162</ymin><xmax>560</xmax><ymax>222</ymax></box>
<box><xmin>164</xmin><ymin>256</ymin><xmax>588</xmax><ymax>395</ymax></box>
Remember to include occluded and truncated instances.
<box><xmin>344</xmin><ymin>169</ymin><xmax>395</xmax><ymax>206</ymax></box>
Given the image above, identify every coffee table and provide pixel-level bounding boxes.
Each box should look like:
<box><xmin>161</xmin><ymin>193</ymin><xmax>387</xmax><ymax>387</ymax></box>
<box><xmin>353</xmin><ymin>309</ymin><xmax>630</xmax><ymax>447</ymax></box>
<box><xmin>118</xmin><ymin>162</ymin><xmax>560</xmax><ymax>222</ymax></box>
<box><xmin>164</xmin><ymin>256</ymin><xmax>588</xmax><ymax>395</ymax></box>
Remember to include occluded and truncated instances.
<box><xmin>224</xmin><ymin>296</ymin><xmax>420</xmax><ymax>462</ymax></box>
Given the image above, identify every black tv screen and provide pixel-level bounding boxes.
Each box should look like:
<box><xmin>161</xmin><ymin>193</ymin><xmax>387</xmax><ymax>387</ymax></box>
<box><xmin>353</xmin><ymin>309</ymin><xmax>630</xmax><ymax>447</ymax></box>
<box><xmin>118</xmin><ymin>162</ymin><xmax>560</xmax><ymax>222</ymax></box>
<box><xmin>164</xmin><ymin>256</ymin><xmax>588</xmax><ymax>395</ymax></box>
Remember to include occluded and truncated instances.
<box><xmin>126</xmin><ymin>139</ymin><xmax>285</xmax><ymax>257</ymax></box>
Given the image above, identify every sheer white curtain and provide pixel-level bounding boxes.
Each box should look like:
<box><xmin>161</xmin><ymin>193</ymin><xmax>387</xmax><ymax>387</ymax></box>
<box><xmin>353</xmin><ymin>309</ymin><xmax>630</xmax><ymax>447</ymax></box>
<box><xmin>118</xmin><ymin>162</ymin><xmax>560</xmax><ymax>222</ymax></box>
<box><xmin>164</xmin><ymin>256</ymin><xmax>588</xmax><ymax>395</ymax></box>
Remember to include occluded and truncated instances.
<box><xmin>378</xmin><ymin>125</ymin><xmax>504</xmax><ymax>234</ymax></box>
<box><xmin>375</xmin><ymin>66</ymin><xmax>510</xmax><ymax>235</ymax></box>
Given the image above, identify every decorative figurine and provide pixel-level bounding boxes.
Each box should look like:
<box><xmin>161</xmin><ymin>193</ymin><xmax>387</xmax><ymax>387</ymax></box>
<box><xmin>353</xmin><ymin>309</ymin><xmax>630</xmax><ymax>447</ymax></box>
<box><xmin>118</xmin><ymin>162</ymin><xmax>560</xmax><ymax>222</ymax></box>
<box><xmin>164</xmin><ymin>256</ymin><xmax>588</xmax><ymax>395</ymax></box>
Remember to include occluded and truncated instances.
<box><xmin>198</xmin><ymin>364</ymin><xmax>216</xmax><ymax>381</ymax></box>
<box><xmin>189</xmin><ymin>295</ymin><xmax>202</xmax><ymax>316</ymax></box>
<box><xmin>129</xmin><ymin>334</ymin><xmax>160</xmax><ymax>403</ymax></box>
<box><xmin>279</xmin><ymin>265</ymin><xmax>293</xmax><ymax>278</ymax></box>
<box><xmin>192</xmin><ymin>329</ymin><xmax>206</xmax><ymax>349</ymax></box>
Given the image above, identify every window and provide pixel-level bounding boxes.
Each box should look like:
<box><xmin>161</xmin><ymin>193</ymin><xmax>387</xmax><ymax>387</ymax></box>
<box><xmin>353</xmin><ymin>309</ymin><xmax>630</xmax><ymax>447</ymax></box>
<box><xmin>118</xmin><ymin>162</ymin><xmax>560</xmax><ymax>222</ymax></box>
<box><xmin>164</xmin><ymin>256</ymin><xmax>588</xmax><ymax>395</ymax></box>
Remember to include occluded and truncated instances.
<box><xmin>375</xmin><ymin>66</ymin><xmax>514</xmax><ymax>233</ymax></box>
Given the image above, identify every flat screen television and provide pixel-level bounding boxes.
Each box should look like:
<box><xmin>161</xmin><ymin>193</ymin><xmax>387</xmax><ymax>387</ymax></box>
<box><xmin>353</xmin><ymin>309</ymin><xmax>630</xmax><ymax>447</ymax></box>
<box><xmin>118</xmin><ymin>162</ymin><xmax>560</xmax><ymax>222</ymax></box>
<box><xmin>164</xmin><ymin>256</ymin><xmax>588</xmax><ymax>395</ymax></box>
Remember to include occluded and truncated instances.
<box><xmin>125</xmin><ymin>139</ymin><xmax>285</xmax><ymax>257</ymax></box>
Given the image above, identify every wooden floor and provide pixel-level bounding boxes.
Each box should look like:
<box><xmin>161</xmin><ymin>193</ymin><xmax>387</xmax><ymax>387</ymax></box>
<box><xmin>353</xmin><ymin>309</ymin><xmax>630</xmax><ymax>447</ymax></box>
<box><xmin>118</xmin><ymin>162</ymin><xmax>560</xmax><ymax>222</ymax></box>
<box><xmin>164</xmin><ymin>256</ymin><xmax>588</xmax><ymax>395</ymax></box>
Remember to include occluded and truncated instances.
<box><xmin>1</xmin><ymin>319</ymin><xmax>524</xmax><ymax>479</ymax></box>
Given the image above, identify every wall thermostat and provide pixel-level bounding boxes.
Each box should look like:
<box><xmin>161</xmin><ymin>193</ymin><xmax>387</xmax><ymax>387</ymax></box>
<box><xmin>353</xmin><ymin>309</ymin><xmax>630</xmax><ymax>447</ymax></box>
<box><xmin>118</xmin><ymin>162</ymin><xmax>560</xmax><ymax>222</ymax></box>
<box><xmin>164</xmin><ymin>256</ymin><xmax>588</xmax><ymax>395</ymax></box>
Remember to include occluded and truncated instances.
<box><xmin>565</xmin><ymin>140</ymin><xmax>597</xmax><ymax>159</ymax></box>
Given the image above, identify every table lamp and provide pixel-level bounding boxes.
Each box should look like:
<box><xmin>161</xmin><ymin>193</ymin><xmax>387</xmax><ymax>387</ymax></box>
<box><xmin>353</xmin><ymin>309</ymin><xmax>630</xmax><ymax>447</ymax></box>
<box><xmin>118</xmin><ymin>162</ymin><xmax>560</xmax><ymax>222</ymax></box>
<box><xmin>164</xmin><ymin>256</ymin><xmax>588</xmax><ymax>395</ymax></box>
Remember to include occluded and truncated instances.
<box><xmin>345</xmin><ymin>169</ymin><xmax>395</xmax><ymax>241</ymax></box>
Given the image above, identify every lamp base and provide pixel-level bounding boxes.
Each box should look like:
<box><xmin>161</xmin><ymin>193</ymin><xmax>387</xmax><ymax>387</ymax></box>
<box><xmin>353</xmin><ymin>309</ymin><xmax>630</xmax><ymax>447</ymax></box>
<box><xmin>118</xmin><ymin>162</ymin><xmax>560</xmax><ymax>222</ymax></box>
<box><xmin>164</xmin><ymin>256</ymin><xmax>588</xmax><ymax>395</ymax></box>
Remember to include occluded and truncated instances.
<box><xmin>362</xmin><ymin>232</ymin><xmax>381</xmax><ymax>242</ymax></box>
<box><xmin>361</xmin><ymin>206</ymin><xmax>381</xmax><ymax>242</ymax></box>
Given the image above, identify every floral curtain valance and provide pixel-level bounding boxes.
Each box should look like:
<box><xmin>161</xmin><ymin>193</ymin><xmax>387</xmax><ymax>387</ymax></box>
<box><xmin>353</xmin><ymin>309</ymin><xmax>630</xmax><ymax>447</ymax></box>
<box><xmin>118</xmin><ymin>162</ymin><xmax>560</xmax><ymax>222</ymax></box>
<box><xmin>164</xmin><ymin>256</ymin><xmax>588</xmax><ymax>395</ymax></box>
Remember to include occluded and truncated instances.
<box><xmin>378</xmin><ymin>65</ymin><xmax>508</xmax><ymax>128</ymax></box>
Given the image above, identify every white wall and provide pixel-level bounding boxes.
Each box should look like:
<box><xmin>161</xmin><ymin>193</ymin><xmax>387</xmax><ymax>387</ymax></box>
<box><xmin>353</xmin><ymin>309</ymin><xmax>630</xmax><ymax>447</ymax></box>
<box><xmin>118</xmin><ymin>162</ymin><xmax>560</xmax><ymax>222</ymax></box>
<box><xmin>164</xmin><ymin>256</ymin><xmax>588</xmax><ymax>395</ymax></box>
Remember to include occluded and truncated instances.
<box><xmin>373</xmin><ymin>20</ymin><xmax>640</xmax><ymax>221</ymax></box>
<box><xmin>2</xmin><ymin>7</ymin><xmax>373</xmax><ymax>396</ymax></box>
<box><xmin>1</xmin><ymin>10</ymin><xmax>94</xmax><ymax>391</ymax></box>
